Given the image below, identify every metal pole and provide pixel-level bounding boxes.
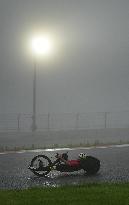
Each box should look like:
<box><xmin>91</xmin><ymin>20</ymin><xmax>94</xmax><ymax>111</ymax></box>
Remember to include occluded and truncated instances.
<box><xmin>48</xmin><ymin>113</ymin><xmax>50</xmax><ymax>131</ymax></box>
<box><xmin>75</xmin><ymin>113</ymin><xmax>79</xmax><ymax>130</ymax></box>
<box><xmin>105</xmin><ymin>112</ymin><xmax>107</xmax><ymax>129</ymax></box>
<box><xmin>17</xmin><ymin>113</ymin><xmax>21</xmax><ymax>131</ymax></box>
<box><xmin>32</xmin><ymin>57</ymin><xmax>37</xmax><ymax>131</ymax></box>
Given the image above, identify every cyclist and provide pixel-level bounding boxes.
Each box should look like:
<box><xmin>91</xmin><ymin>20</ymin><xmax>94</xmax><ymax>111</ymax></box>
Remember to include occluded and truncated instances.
<box><xmin>56</xmin><ymin>152</ymin><xmax>86</xmax><ymax>167</ymax></box>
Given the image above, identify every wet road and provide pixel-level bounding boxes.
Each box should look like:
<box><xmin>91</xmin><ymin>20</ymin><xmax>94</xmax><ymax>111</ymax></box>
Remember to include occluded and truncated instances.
<box><xmin>0</xmin><ymin>145</ymin><xmax>129</xmax><ymax>189</ymax></box>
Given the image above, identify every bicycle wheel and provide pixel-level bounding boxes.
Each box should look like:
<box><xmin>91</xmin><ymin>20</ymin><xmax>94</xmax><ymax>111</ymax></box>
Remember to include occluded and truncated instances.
<box><xmin>30</xmin><ymin>155</ymin><xmax>52</xmax><ymax>177</ymax></box>
<box><xmin>80</xmin><ymin>156</ymin><xmax>100</xmax><ymax>175</ymax></box>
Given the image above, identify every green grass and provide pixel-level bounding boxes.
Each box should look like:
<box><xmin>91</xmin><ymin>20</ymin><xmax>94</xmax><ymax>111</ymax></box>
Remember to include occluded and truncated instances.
<box><xmin>0</xmin><ymin>183</ymin><xmax>129</xmax><ymax>205</ymax></box>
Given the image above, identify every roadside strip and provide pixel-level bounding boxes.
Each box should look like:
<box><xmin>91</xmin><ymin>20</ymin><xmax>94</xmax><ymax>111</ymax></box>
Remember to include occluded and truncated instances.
<box><xmin>0</xmin><ymin>143</ymin><xmax>129</xmax><ymax>155</ymax></box>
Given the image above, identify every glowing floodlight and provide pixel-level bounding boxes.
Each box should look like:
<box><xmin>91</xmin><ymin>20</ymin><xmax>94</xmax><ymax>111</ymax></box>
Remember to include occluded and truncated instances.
<box><xmin>31</xmin><ymin>36</ymin><xmax>53</xmax><ymax>56</ymax></box>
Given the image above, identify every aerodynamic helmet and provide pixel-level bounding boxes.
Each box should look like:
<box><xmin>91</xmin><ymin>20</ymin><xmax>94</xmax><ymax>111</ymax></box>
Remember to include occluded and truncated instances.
<box><xmin>78</xmin><ymin>153</ymin><xmax>86</xmax><ymax>159</ymax></box>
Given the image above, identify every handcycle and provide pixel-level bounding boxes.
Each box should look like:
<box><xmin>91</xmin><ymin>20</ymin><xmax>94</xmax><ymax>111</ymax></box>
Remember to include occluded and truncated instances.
<box><xmin>28</xmin><ymin>152</ymin><xmax>100</xmax><ymax>177</ymax></box>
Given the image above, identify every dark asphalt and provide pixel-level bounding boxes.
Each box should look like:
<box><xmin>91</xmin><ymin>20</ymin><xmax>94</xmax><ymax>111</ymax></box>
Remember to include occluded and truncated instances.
<box><xmin>0</xmin><ymin>146</ymin><xmax>129</xmax><ymax>189</ymax></box>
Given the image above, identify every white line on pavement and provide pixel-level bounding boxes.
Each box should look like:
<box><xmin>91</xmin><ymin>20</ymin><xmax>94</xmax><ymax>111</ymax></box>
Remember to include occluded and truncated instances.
<box><xmin>0</xmin><ymin>144</ymin><xmax>129</xmax><ymax>155</ymax></box>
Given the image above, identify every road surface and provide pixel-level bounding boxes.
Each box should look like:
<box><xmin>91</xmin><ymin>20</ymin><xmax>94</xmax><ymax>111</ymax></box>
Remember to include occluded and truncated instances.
<box><xmin>0</xmin><ymin>145</ymin><xmax>129</xmax><ymax>189</ymax></box>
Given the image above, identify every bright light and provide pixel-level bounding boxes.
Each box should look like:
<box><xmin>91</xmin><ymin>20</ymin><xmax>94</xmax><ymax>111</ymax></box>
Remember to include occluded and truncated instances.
<box><xmin>31</xmin><ymin>36</ymin><xmax>53</xmax><ymax>56</ymax></box>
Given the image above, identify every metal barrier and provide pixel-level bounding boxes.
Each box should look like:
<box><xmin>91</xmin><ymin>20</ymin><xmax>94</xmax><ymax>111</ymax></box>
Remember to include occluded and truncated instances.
<box><xmin>0</xmin><ymin>111</ymin><xmax>129</xmax><ymax>131</ymax></box>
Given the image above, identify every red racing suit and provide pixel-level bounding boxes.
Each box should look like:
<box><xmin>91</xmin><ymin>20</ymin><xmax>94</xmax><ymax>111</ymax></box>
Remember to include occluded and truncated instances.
<box><xmin>67</xmin><ymin>160</ymin><xmax>80</xmax><ymax>167</ymax></box>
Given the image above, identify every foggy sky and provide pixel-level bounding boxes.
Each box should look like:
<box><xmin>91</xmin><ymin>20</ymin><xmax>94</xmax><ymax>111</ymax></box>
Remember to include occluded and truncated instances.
<box><xmin>0</xmin><ymin>0</ymin><xmax>129</xmax><ymax>114</ymax></box>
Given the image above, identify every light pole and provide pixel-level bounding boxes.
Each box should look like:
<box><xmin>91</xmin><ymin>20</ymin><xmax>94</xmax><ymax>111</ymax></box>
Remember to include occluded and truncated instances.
<box><xmin>32</xmin><ymin>57</ymin><xmax>37</xmax><ymax>131</ymax></box>
<box><xmin>30</xmin><ymin>35</ymin><xmax>53</xmax><ymax>131</ymax></box>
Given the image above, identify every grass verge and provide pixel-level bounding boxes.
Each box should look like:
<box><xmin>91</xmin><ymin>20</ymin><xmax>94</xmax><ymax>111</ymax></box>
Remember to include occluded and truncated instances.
<box><xmin>0</xmin><ymin>183</ymin><xmax>129</xmax><ymax>205</ymax></box>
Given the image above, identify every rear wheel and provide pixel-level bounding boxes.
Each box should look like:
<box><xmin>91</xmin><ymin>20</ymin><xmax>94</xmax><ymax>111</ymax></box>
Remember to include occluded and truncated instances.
<box><xmin>80</xmin><ymin>156</ymin><xmax>100</xmax><ymax>175</ymax></box>
<box><xmin>30</xmin><ymin>155</ymin><xmax>52</xmax><ymax>177</ymax></box>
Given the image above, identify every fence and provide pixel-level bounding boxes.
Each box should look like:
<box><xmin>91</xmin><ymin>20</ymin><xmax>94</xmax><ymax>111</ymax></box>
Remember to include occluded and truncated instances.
<box><xmin>0</xmin><ymin>111</ymin><xmax>129</xmax><ymax>131</ymax></box>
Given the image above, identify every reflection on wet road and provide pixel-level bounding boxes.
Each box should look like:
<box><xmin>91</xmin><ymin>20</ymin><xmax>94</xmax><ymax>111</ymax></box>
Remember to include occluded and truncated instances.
<box><xmin>0</xmin><ymin>146</ymin><xmax>129</xmax><ymax>189</ymax></box>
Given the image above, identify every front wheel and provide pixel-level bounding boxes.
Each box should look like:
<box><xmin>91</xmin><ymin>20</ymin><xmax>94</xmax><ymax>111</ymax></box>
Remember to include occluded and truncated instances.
<box><xmin>30</xmin><ymin>155</ymin><xmax>52</xmax><ymax>177</ymax></box>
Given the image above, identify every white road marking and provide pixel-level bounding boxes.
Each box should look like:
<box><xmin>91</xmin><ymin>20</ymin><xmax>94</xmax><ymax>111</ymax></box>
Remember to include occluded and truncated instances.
<box><xmin>0</xmin><ymin>144</ymin><xmax>129</xmax><ymax>155</ymax></box>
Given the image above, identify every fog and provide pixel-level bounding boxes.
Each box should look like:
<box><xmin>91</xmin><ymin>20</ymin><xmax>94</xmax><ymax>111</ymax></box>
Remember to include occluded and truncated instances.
<box><xmin>0</xmin><ymin>0</ymin><xmax>129</xmax><ymax>115</ymax></box>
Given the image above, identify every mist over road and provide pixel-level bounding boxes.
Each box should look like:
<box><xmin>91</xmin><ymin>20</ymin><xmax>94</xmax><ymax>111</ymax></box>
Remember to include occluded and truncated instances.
<box><xmin>0</xmin><ymin>145</ymin><xmax>129</xmax><ymax>189</ymax></box>
<box><xmin>1</xmin><ymin>129</ymin><xmax>129</xmax><ymax>150</ymax></box>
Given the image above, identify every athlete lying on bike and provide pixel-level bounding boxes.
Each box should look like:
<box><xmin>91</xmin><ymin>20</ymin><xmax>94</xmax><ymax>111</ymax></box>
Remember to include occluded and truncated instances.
<box><xmin>56</xmin><ymin>152</ymin><xmax>86</xmax><ymax>167</ymax></box>
<box><xmin>28</xmin><ymin>152</ymin><xmax>100</xmax><ymax>176</ymax></box>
